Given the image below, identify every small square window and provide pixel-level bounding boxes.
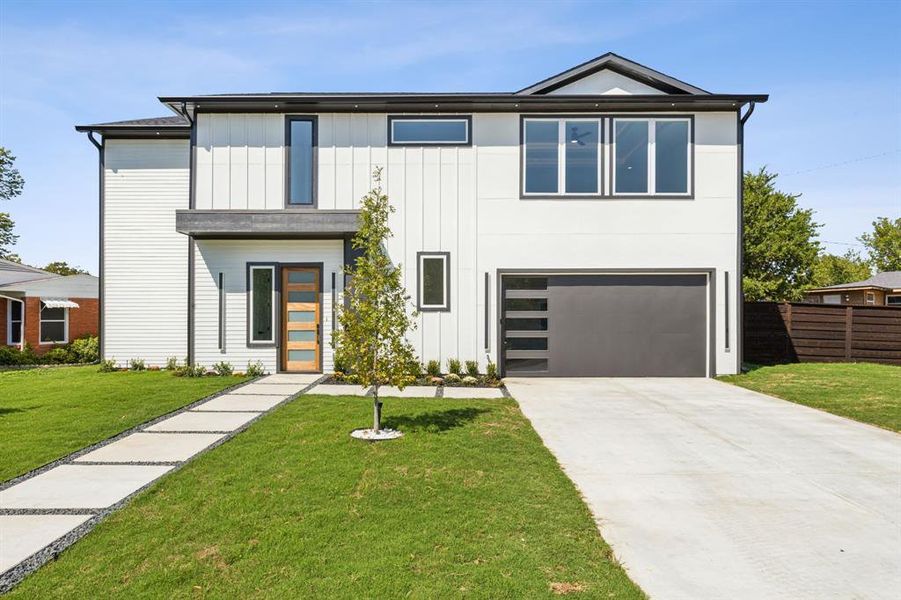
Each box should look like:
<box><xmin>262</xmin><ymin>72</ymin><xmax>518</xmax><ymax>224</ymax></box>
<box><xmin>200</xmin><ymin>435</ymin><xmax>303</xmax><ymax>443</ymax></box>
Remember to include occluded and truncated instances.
<box><xmin>418</xmin><ymin>252</ymin><xmax>450</xmax><ymax>311</ymax></box>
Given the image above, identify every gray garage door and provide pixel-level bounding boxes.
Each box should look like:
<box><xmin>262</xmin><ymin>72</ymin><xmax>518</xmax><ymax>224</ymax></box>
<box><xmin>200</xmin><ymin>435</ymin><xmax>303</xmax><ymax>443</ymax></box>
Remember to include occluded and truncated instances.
<box><xmin>501</xmin><ymin>273</ymin><xmax>709</xmax><ymax>377</ymax></box>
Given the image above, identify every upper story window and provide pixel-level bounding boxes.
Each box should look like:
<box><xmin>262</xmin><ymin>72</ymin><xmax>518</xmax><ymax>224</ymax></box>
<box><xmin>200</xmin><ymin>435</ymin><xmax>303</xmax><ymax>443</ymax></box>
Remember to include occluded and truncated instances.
<box><xmin>613</xmin><ymin>117</ymin><xmax>691</xmax><ymax>196</ymax></box>
<box><xmin>523</xmin><ymin>118</ymin><xmax>602</xmax><ymax>196</ymax></box>
<box><xmin>389</xmin><ymin>116</ymin><xmax>470</xmax><ymax>146</ymax></box>
<box><xmin>286</xmin><ymin>116</ymin><xmax>316</xmax><ymax>206</ymax></box>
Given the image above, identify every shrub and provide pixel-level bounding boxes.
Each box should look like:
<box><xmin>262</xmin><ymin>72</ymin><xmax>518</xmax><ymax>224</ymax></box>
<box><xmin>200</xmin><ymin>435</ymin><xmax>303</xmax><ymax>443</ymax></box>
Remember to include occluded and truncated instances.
<box><xmin>462</xmin><ymin>375</ymin><xmax>478</xmax><ymax>386</ymax></box>
<box><xmin>245</xmin><ymin>361</ymin><xmax>265</xmax><ymax>378</ymax></box>
<box><xmin>43</xmin><ymin>347</ymin><xmax>76</xmax><ymax>364</ymax></box>
<box><xmin>447</xmin><ymin>358</ymin><xmax>462</xmax><ymax>375</ymax></box>
<box><xmin>445</xmin><ymin>373</ymin><xmax>461</xmax><ymax>384</ymax></box>
<box><xmin>465</xmin><ymin>360</ymin><xmax>479</xmax><ymax>377</ymax></box>
<box><xmin>425</xmin><ymin>359</ymin><xmax>441</xmax><ymax>377</ymax></box>
<box><xmin>165</xmin><ymin>356</ymin><xmax>179</xmax><ymax>371</ymax></box>
<box><xmin>128</xmin><ymin>358</ymin><xmax>146</xmax><ymax>371</ymax></box>
<box><xmin>486</xmin><ymin>362</ymin><xmax>499</xmax><ymax>381</ymax></box>
<box><xmin>0</xmin><ymin>344</ymin><xmax>38</xmax><ymax>366</ymax></box>
<box><xmin>98</xmin><ymin>358</ymin><xmax>117</xmax><ymax>372</ymax></box>
<box><xmin>408</xmin><ymin>359</ymin><xmax>423</xmax><ymax>378</ymax></box>
<box><xmin>212</xmin><ymin>361</ymin><xmax>234</xmax><ymax>377</ymax></box>
<box><xmin>69</xmin><ymin>335</ymin><xmax>99</xmax><ymax>363</ymax></box>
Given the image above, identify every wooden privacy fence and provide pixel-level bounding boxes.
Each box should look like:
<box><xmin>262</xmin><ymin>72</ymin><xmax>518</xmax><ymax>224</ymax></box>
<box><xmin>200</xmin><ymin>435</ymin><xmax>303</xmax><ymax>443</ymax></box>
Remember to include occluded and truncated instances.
<box><xmin>744</xmin><ymin>302</ymin><xmax>901</xmax><ymax>366</ymax></box>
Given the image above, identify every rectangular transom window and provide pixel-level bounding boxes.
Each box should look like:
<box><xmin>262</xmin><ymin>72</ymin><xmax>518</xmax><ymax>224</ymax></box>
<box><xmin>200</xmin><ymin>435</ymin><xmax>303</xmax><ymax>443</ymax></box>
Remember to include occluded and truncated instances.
<box><xmin>887</xmin><ymin>295</ymin><xmax>901</xmax><ymax>305</ymax></box>
<box><xmin>613</xmin><ymin>117</ymin><xmax>691</xmax><ymax>196</ymax></box>
<box><xmin>7</xmin><ymin>299</ymin><xmax>23</xmax><ymax>345</ymax></box>
<box><xmin>389</xmin><ymin>116</ymin><xmax>470</xmax><ymax>145</ymax></box>
<box><xmin>523</xmin><ymin>118</ymin><xmax>602</xmax><ymax>196</ymax></box>
<box><xmin>287</xmin><ymin>117</ymin><xmax>316</xmax><ymax>205</ymax></box>
<box><xmin>418</xmin><ymin>252</ymin><xmax>450</xmax><ymax>311</ymax></box>
<box><xmin>248</xmin><ymin>265</ymin><xmax>275</xmax><ymax>344</ymax></box>
<box><xmin>40</xmin><ymin>303</ymin><xmax>67</xmax><ymax>344</ymax></box>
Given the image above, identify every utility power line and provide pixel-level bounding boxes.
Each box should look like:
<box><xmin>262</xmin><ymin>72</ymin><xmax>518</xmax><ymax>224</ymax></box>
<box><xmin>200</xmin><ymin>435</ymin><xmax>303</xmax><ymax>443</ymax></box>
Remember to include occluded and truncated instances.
<box><xmin>781</xmin><ymin>149</ymin><xmax>901</xmax><ymax>177</ymax></box>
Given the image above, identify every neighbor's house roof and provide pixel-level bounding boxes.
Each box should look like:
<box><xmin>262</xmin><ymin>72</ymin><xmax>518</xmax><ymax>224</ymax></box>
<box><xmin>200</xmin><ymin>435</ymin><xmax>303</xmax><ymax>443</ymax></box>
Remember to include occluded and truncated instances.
<box><xmin>0</xmin><ymin>258</ymin><xmax>53</xmax><ymax>286</ymax></box>
<box><xmin>0</xmin><ymin>273</ymin><xmax>99</xmax><ymax>299</ymax></box>
<box><xmin>75</xmin><ymin>52</ymin><xmax>767</xmax><ymax>136</ymax></box>
<box><xmin>807</xmin><ymin>271</ymin><xmax>901</xmax><ymax>294</ymax></box>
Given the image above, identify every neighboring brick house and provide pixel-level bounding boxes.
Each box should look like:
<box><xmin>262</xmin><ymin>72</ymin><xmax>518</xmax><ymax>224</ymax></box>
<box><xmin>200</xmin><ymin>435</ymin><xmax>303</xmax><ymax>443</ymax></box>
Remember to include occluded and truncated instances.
<box><xmin>805</xmin><ymin>271</ymin><xmax>901</xmax><ymax>306</ymax></box>
<box><xmin>0</xmin><ymin>259</ymin><xmax>99</xmax><ymax>354</ymax></box>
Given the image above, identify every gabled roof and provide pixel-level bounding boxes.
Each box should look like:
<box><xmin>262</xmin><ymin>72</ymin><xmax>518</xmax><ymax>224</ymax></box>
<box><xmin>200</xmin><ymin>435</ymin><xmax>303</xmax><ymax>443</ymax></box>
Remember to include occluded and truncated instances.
<box><xmin>808</xmin><ymin>271</ymin><xmax>901</xmax><ymax>293</ymax></box>
<box><xmin>516</xmin><ymin>52</ymin><xmax>710</xmax><ymax>96</ymax></box>
<box><xmin>0</xmin><ymin>258</ymin><xmax>53</xmax><ymax>286</ymax></box>
<box><xmin>0</xmin><ymin>273</ymin><xmax>99</xmax><ymax>298</ymax></box>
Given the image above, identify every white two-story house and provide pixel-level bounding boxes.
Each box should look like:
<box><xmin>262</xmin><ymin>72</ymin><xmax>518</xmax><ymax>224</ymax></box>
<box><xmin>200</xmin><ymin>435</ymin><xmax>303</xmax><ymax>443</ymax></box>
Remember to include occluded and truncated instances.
<box><xmin>76</xmin><ymin>52</ymin><xmax>766</xmax><ymax>377</ymax></box>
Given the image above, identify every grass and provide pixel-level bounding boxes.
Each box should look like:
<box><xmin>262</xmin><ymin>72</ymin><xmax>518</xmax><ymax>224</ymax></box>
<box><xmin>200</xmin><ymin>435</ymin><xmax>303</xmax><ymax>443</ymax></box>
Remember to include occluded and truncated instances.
<box><xmin>9</xmin><ymin>395</ymin><xmax>643</xmax><ymax>599</ymax></box>
<box><xmin>0</xmin><ymin>366</ymin><xmax>244</xmax><ymax>481</ymax></box>
<box><xmin>720</xmin><ymin>362</ymin><xmax>901</xmax><ymax>432</ymax></box>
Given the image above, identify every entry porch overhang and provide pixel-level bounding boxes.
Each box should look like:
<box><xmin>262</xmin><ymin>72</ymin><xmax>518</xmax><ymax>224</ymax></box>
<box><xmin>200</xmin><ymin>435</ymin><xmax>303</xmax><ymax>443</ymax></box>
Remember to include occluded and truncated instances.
<box><xmin>175</xmin><ymin>209</ymin><xmax>360</xmax><ymax>238</ymax></box>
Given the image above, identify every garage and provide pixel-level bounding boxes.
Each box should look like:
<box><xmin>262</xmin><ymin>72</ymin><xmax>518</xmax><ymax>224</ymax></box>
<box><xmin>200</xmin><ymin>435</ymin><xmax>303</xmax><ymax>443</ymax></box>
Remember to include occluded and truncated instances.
<box><xmin>500</xmin><ymin>272</ymin><xmax>711</xmax><ymax>377</ymax></box>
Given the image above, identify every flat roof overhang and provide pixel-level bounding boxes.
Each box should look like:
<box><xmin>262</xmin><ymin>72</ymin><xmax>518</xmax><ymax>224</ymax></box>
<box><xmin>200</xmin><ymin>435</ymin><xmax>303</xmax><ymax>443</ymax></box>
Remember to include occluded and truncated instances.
<box><xmin>176</xmin><ymin>209</ymin><xmax>360</xmax><ymax>238</ymax></box>
<box><xmin>160</xmin><ymin>93</ymin><xmax>768</xmax><ymax>115</ymax></box>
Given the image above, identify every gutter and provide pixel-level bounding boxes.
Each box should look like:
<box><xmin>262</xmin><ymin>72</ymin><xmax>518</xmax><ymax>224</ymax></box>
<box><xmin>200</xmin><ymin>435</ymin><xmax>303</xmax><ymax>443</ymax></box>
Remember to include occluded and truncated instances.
<box><xmin>740</xmin><ymin>101</ymin><xmax>756</xmax><ymax>124</ymax></box>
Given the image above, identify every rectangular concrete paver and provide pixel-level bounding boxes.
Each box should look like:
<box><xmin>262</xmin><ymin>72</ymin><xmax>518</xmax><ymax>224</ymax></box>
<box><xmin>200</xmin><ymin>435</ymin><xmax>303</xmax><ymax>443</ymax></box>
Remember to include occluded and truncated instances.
<box><xmin>229</xmin><ymin>383</ymin><xmax>304</xmax><ymax>395</ymax></box>
<box><xmin>0</xmin><ymin>514</ymin><xmax>93</xmax><ymax>571</ymax></box>
<box><xmin>145</xmin><ymin>411</ymin><xmax>259</xmax><ymax>432</ymax></box>
<box><xmin>441</xmin><ymin>387</ymin><xmax>505</xmax><ymax>399</ymax></box>
<box><xmin>305</xmin><ymin>384</ymin><xmax>370</xmax><ymax>396</ymax></box>
<box><xmin>378</xmin><ymin>386</ymin><xmax>437</xmax><ymax>398</ymax></box>
<box><xmin>73</xmin><ymin>433</ymin><xmax>225</xmax><ymax>463</ymax></box>
<box><xmin>505</xmin><ymin>377</ymin><xmax>901</xmax><ymax>600</ymax></box>
<box><xmin>0</xmin><ymin>465</ymin><xmax>173</xmax><ymax>510</ymax></box>
<box><xmin>192</xmin><ymin>393</ymin><xmax>288</xmax><ymax>412</ymax></box>
<box><xmin>256</xmin><ymin>373</ymin><xmax>321</xmax><ymax>385</ymax></box>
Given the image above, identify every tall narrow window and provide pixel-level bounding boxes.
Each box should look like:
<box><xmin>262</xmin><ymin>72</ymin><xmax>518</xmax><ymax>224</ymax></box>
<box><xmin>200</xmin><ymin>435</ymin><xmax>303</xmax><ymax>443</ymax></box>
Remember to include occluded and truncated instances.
<box><xmin>614</xmin><ymin>120</ymin><xmax>650</xmax><ymax>194</ymax></box>
<box><xmin>218</xmin><ymin>273</ymin><xmax>225</xmax><ymax>351</ymax></box>
<box><xmin>524</xmin><ymin>120</ymin><xmax>559</xmax><ymax>194</ymax></box>
<box><xmin>655</xmin><ymin>121</ymin><xmax>690</xmax><ymax>193</ymax></box>
<box><xmin>418</xmin><ymin>252</ymin><xmax>450</xmax><ymax>311</ymax></box>
<box><xmin>248</xmin><ymin>265</ymin><xmax>275</xmax><ymax>344</ymax></box>
<box><xmin>287</xmin><ymin>117</ymin><xmax>315</xmax><ymax>206</ymax></box>
<box><xmin>565</xmin><ymin>121</ymin><xmax>600</xmax><ymax>193</ymax></box>
<box><xmin>40</xmin><ymin>303</ymin><xmax>67</xmax><ymax>344</ymax></box>
<box><xmin>7</xmin><ymin>299</ymin><xmax>23</xmax><ymax>345</ymax></box>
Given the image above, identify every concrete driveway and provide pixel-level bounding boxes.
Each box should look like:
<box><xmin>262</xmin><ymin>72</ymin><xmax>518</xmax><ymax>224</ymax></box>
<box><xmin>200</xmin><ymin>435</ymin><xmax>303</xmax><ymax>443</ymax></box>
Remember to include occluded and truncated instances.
<box><xmin>505</xmin><ymin>377</ymin><xmax>901</xmax><ymax>600</ymax></box>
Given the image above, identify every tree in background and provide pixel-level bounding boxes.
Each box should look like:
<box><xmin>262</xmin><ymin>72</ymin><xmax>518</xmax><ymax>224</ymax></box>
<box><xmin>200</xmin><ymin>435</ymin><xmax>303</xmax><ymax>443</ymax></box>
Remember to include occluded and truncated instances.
<box><xmin>743</xmin><ymin>168</ymin><xmax>820</xmax><ymax>301</ymax></box>
<box><xmin>333</xmin><ymin>168</ymin><xmax>418</xmax><ymax>435</ymax></box>
<box><xmin>43</xmin><ymin>261</ymin><xmax>90</xmax><ymax>276</ymax></box>
<box><xmin>0</xmin><ymin>147</ymin><xmax>25</xmax><ymax>261</ymax></box>
<box><xmin>809</xmin><ymin>250</ymin><xmax>871</xmax><ymax>289</ymax></box>
<box><xmin>859</xmin><ymin>217</ymin><xmax>901</xmax><ymax>272</ymax></box>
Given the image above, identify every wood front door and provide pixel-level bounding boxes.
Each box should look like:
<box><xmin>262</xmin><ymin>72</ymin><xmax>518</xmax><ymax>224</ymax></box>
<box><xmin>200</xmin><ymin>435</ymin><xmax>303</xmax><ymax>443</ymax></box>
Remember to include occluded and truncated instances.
<box><xmin>281</xmin><ymin>266</ymin><xmax>321</xmax><ymax>372</ymax></box>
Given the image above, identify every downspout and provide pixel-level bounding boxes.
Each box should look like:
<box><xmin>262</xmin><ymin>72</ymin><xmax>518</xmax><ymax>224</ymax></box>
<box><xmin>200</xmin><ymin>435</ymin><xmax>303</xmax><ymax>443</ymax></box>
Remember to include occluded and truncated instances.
<box><xmin>177</xmin><ymin>102</ymin><xmax>197</xmax><ymax>364</ymax></box>
<box><xmin>736</xmin><ymin>101</ymin><xmax>756</xmax><ymax>371</ymax></box>
<box><xmin>87</xmin><ymin>131</ymin><xmax>104</xmax><ymax>360</ymax></box>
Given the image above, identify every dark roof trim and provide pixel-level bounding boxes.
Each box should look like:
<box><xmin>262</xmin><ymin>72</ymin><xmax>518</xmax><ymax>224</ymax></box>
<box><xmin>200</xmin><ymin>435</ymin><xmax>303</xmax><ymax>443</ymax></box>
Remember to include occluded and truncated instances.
<box><xmin>159</xmin><ymin>93</ymin><xmax>766</xmax><ymax>115</ymax></box>
<box><xmin>175</xmin><ymin>209</ymin><xmax>361</xmax><ymax>238</ymax></box>
<box><xmin>515</xmin><ymin>52</ymin><xmax>710</xmax><ymax>96</ymax></box>
<box><xmin>75</xmin><ymin>115</ymin><xmax>190</xmax><ymax>137</ymax></box>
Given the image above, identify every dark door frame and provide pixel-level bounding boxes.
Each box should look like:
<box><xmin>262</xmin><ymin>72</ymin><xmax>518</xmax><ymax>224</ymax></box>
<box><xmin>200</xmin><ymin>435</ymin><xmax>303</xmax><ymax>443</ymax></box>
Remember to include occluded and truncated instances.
<box><xmin>278</xmin><ymin>262</ymin><xmax>324</xmax><ymax>373</ymax></box>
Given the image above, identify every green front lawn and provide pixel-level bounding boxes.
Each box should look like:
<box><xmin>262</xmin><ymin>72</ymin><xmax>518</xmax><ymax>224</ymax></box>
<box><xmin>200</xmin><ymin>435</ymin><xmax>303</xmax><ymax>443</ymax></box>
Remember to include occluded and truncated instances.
<box><xmin>720</xmin><ymin>362</ymin><xmax>901</xmax><ymax>432</ymax></box>
<box><xmin>10</xmin><ymin>395</ymin><xmax>643</xmax><ymax>599</ymax></box>
<box><xmin>0</xmin><ymin>366</ymin><xmax>244</xmax><ymax>481</ymax></box>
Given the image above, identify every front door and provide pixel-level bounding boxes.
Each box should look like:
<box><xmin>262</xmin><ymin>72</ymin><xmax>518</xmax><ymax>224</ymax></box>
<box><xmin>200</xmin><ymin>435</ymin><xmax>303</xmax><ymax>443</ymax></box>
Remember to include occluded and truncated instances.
<box><xmin>281</xmin><ymin>266</ymin><xmax>321</xmax><ymax>372</ymax></box>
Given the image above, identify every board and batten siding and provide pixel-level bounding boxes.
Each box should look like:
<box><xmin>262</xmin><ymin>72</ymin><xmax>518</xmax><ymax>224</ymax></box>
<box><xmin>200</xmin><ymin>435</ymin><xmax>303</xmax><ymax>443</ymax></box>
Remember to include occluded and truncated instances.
<box><xmin>192</xmin><ymin>239</ymin><xmax>343</xmax><ymax>373</ymax></box>
<box><xmin>103</xmin><ymin>139</ymin><xmax>189</xmax><ymax>366</ymax></box>
<box><xmin>192</xmin><ymin>111</ymin><xmax>739</xmax><ymax>374</ymax></box>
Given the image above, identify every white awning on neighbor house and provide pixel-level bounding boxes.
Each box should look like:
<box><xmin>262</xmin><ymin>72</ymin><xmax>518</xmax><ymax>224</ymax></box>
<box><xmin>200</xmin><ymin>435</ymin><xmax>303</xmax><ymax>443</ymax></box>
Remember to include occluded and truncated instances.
<box><xmin>41</xmin><ymin>298</ymin><xmax>79</xmax><ymax>309</ymax></box>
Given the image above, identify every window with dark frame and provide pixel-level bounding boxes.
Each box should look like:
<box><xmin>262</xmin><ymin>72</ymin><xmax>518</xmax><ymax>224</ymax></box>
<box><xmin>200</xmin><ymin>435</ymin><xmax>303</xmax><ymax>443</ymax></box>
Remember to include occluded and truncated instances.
<box><xmin>418</xmin><ymin>253</ymin><xmax>449</xmax><ymax>311</ymax></box>
<box><xmin>613</xmin><ymin>117</ymin><xmax>691</xmax><ymax>196</ymax></box>
<box><xmin>287</xmin><ymin>117</ymin><xmax>315</xmax><ymax>206</ymax></box>
<box><xmin>389</xmin><ymin>117</ymin><xmax>470</xmax><ymax>145</ymax></box>
<box><xmin>249</xmin><ymin>265</ymin><xmax>275</xmax><ymax>344</ymax></box>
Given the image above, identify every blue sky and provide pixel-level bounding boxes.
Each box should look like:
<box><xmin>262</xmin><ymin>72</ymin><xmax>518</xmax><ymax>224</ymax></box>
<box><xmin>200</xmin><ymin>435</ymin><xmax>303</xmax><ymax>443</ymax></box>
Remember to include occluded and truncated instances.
<box><xmin>1</xmin><ymin>0</ymin><xmax>898</xmax><ymax>273</ymax></box>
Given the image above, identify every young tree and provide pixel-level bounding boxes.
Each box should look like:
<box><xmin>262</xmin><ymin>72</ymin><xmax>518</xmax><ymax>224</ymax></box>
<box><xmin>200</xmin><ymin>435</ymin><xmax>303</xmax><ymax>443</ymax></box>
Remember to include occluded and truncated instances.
<box><xmin>809</xmin><ymin>250</ymin><xmax>871</xmax><ymax>289</ymax></box>
<box><xmin>859</xmin><ymin>217</ymin><xmax>901</xmax><ymax>272</ymax></box>
<box><xmin>333</xmin><ymin>168</ymin><xmax>418</xmax><ymax>434</ymax></box>
<box><xmin>743</xmin><ymin>168</ymin><xmax>821</xmax><ymax>300</ymax></box>
<box><xmin>43</xmin><ymin>261</ymin><xmax>89</xmax><ymax>276</ymax></box>
<box><xmin>0</xmin><ymin>147</ymin><xmax>24</xmax><ymax>261</ymax></box>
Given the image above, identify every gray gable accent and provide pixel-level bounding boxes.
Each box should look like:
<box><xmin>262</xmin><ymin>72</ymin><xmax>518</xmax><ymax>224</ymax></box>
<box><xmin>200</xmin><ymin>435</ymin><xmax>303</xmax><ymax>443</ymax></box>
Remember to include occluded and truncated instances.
<box><xmin>516</xmin><ymin>52</ymin><xmax>710</xmax><ymax>96</ymax></box>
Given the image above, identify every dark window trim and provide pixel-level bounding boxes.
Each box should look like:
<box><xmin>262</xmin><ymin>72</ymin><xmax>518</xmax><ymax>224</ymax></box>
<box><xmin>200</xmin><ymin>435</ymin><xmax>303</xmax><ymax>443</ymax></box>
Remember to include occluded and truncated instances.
<box><xmin>518</xmin><ymin>113</ymin><xmax>696</xmax><ymax>200</ymax></box>
<box><xmin>610</xmin><ymin>114</ymin><xmax>695</xmax><ymax>199</ymax></box>
<box><xmin>246</xmin><ymin>262</ymin><xmax>278</xmax><ymax>348</ymax></box>
<box><xmin>417</xmin><ymin>251</ymin><xmax>451</xmax><ymax>312</ymax></box>
<box><xmin>724</xmin><ymin>270</ymin><xmax>730</xmax><ymax>352</ymax></box>
<box><xmin>387</xmin><ymin>115</ymin><xmax>472</xmax><ymax>147</ymax></box>
<box><xmin>284</xmin><ymin>115</ymin><xmax>318</xmax><ymax>208</ymax></box>
<box><xmin>218</xmin><ymin>272</ymin><xmax>226</xmax><ymax>352</ymax></box>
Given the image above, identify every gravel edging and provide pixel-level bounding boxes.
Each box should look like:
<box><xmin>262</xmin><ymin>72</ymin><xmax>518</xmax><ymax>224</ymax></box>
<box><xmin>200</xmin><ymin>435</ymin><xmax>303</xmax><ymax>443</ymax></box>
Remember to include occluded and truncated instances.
<box><xmin>0</xmin><ymin>374</ymin><xmax>327</xmax><ymax>594</ymax></box>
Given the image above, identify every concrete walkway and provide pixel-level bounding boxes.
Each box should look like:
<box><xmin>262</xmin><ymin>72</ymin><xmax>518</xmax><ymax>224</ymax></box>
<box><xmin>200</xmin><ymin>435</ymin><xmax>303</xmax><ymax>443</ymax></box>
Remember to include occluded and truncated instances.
<box><xmin>505</xmin><ymin>377</ymin><xmax>901</xmax><ymax>600</ymax></box>
<box><xmin>0</xmin><ymin>374</ymin><xmax>321</xmax><ymax>590</ymax></box>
